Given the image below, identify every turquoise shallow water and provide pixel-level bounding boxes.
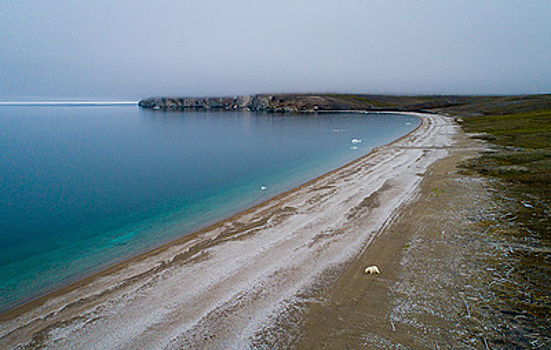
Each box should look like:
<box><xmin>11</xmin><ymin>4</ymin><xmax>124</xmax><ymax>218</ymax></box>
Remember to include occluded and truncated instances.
<box><xmin>0</xmin><ymin>106</ymin><xmax>419</xmax><ymax>311</ymax></box>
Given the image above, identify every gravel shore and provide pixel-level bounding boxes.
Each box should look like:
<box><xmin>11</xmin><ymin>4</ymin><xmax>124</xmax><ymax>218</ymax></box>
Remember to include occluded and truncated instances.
<box><xmin>1</xmin><ymin>113</ymin><xmax>457</xmax><ymax>349</ymax></box>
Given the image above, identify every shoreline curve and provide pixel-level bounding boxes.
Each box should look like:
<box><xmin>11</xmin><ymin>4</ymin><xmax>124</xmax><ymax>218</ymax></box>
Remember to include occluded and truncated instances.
<box><xmin>0</xmin><ymin>112</ymin><xmax>455</xmax><ymax>349</ymax></box>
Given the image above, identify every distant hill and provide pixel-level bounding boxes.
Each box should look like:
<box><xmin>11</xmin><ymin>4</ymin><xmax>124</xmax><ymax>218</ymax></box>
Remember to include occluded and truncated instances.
<box><xmin>139</xmin><ymin>93</ymin><xmax>550</xmax><ymax>115</ymax></box>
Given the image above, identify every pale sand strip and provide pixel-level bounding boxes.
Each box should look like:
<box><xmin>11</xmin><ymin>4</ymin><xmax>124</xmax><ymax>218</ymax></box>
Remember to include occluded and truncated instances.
<box><xmin>0</xmin><ymin>112</ymin><xmax>457</xmax><ymax>349</ymax></box>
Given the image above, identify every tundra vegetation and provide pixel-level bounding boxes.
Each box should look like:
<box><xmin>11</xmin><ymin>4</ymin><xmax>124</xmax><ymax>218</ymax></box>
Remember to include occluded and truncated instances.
<box><xmin>399</xmin><ymin>94</ymin><xmax>550</xmax><ymax>347</ymax></box>
<box><xmin>458</xmin><ymin>103</ymin><xmax>551</xmax><ymax>327</ymax></box>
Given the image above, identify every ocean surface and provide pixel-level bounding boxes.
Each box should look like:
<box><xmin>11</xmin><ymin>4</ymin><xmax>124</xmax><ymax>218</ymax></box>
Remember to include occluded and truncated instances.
<box><xmin>0</xmin><ymin>105</ymin><xmax>419</xmax><ymax>311</ymax></box>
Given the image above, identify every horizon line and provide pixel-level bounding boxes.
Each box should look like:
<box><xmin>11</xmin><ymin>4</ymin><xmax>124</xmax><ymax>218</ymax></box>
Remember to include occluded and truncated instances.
<box><xmin>0</xmin><ymin>101</ymin><xmax>139</xmax><ymax>106</ymax></box>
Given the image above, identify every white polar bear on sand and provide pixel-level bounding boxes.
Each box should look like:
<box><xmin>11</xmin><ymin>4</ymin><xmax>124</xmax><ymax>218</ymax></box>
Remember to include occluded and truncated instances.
<box><xmin>364</xmin><ymin>265</ymin><xmax>380</xmax><ymax>274</ymax></box>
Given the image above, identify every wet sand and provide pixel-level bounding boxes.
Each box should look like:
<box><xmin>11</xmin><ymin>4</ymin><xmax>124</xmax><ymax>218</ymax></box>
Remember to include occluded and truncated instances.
<box><xmin>0</xmin><ymin>112</ymin><xmax>456</xmax><ymax>349</ymax></box>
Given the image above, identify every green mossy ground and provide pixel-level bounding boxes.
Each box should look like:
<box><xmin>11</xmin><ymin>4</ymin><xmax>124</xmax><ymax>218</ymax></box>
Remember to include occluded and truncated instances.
<box><xmin>460</xmin><ymin>109</ymin><xmax>551</xmax><ymax>185</ymax></box>
<box><xmin>454</xmin><ymin>102</ymin><xmax>550</xmax><ymax>332</ymax></box>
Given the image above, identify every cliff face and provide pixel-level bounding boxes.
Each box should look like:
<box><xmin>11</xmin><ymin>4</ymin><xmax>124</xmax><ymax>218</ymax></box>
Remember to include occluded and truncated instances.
<box><xmin>140</xmin><ymin>93</ymin><xmax>545</xmax><ymax>114</ymax></box>
<box><xmin>138</xmin><ymin>94</ymin><xmax>373</xmax><ymax>113</ymax></box>
<box><xmin>138</xmin><ymin>96</ymin><xmax>246</xmax><ymax>110</ymax></box>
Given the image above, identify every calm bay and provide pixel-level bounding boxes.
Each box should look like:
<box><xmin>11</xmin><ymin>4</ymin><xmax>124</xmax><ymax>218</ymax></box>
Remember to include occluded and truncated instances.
<box><xmin>0</xmin><ymin>105</ymin><xmax>419</xmax><ymax>311</ymax></box>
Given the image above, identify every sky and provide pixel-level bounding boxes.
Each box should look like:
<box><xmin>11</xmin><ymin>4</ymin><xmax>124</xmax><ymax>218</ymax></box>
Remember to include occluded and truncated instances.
<box><xmin>1</xmin><ymin>0</ymin><xmax>550</xmax><ymax>101</ymax></box>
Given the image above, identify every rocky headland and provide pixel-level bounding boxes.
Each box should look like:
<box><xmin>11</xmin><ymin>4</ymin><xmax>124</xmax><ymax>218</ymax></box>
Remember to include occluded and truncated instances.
<box><xmin>139</xmin><ymin>93</ymin><xmax>551</xmax><ymax>115</ymax></box>
<box><xmin>138</xmin><ymin>93</ymin><xmax>475</xmax><ymax>113</ymax></box>
<box><xmin>138</xmin><ymin>94</ymin><xmax>372</xmax><ymax>112</ymax></box>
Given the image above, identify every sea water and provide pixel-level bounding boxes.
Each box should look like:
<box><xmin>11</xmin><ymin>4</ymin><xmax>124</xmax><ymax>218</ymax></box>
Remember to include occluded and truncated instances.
<box><xmin>0</xmin><ymin>105</ymin><xmax>419</xmax><ymax>311</ymax></box>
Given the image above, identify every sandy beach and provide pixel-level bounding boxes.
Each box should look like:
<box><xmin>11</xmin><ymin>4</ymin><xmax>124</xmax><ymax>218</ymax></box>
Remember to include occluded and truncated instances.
<box><xmin>0</xmin><ymin>112</ymin><xmax>457</xmax><ymax>349</ymax></box>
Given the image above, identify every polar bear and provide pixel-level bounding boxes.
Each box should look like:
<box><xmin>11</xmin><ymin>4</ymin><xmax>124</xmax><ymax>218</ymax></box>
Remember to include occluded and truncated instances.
<box><xmin>364</xmin><ymin>265</ymin><xmax>380</xmax><ymax>274</ymax></box>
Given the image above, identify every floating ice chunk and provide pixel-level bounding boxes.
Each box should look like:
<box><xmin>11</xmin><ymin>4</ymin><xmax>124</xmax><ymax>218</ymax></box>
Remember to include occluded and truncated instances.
<box><xmin>351</xmin><ymin>138</ymin><xmax>362</xmax><ymax>143</ymax></box>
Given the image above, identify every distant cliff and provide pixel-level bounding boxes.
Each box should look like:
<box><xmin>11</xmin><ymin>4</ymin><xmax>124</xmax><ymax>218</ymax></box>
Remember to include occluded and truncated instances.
<box><xmin>138</xmin><ymin>94</ymin><xmax>381</xmax><ymax>113</ymax></box>
<box><xmin>139</xmin><ymin>93</ymin><xmax>551</xmax><ymax>115</ymax></box>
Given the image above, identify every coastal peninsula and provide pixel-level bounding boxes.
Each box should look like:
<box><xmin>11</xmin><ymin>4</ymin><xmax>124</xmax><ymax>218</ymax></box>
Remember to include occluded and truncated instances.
<box><xmin>138</xmin><ymin>93</ymin><xmax>487</xmax><ymax>113</ymax></box>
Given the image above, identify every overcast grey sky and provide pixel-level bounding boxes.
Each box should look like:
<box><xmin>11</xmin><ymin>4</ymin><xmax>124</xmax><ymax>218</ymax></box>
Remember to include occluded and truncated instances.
<box><xmin>1</xmin><ymin>1</ymin><xmax>550</xmax><ymax>101</ymax></box>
